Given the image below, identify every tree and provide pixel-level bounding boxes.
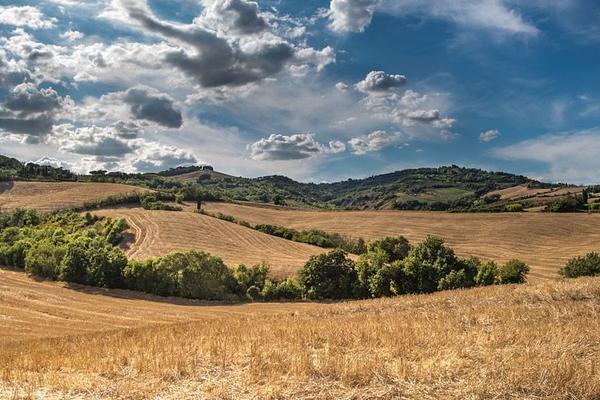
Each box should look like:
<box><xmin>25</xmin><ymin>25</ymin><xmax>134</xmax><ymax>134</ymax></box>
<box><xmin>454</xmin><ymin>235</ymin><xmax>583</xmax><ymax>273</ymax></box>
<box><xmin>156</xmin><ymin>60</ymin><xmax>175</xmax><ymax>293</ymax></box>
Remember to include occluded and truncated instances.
<box><xmin>299</xmin><ymin>249</ymin><xmax>356</xmax><ymax>300</ymax></box>
<box><xmin>498</xmin><ymin>259</ymin><xmax>529</xmax><ymax>284</ymax></box>
<box><xmin>367</xmin><ymin>236</ymin><xmax>410</xmax><ymax>263</ymax></box>
<box><xmin>402</xmin><ymin>236</ymin><xmax>462</xmax><ymax>293</ymax></box>
<box><xmin>24</xmin><ymin>240</ymin><xmax>66</xmax><ymax>280</ymax></box>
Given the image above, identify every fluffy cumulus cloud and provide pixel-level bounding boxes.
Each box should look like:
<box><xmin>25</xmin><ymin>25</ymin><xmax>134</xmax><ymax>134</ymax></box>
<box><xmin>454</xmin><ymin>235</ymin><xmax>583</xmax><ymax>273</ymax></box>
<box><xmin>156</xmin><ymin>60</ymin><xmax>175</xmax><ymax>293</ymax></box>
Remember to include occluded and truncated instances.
<box><xmin>491</xmin><ymin>129</ymin><xmax>600</xmax><ymax>183</ymax></box>
<box><xmin>123</xmin><ymin>88</ymin><xmax>183</xmax><ymax>128</ymax></box>
<box><xmin>0</xmin><ymin>6</ymin><xmax>57</xmax><ymax>30</ymax></box>
<box><xmin>348</xmin><ymin>130</ymin><xmax>403</xmax><ymax>154</ymax></box>
<box><xmin>248</xmin><ymin>133</ymin><xmax>345</xmax><ymax>161</ymax></box>
<box><xmin>105</xmin><ymin>0</ymin><xmax>334</xmax><ymax>91</ymax></box>
<box><xmin>355</xmin><ymin>70</ymin><xmax>406</xmax><ymax>93</ymax></box>
<box><xmin>480</xmin><ymin>129</ymin><xmax>500</xmax><ymax>142</ymax></box>
<box><xmin>329</xmin><ymin>0</ymin><xmax>380</xmax><ymax>33</ymax></box>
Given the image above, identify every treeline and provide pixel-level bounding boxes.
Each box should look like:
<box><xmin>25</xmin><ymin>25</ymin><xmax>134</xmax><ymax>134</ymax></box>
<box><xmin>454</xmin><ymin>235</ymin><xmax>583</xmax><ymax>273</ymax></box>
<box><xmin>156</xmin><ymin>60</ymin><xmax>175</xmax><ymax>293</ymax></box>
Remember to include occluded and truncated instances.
<box><xmin>199</xmin><ymin>210</ymin><xmax>367</xmax><ymax>254</ymax></box>
<box><xmin>0</xmin><ymin>156</ymin><xmax>75</xmax><ymax>181</ymax></box>
<box><xmin>0</xmin><ymin>208</ymin><xmax>530</xmax><ymax>302</ymax></box>
<box><xmin>80</xmin><ymin>192</ymin><xmax>181</xmax><ymax>212</ymax></box>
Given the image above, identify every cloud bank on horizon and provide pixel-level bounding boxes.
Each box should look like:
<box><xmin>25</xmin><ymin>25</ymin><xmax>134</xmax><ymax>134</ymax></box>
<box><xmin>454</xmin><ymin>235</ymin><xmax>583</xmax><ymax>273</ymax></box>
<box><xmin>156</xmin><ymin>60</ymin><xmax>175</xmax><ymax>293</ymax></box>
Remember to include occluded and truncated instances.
<box><xmin>0</xmin><ymin>0</ymin><xmax>599</xmax><ymax>183</ymax></box>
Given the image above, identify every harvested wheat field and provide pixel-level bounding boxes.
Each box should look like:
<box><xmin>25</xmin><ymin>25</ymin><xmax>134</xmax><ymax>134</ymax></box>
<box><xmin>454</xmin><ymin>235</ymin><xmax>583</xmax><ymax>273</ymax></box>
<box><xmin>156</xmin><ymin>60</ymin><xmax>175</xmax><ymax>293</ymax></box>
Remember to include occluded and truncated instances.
<box><xmin>0</xmin><ymin>181</ymin><xmax>148</xmax><ymax>211</ymax></box>
<box><xmin>2</xmin><ymin>267</ymin><xmax>600</xmax><ymax>399</ymax></box>
<box><xmin>204</xmin><ymin>202</ymin><xmax>600</xmax><ymax>280</ymax></box>
<box><xmin>95</xmin><ymin>207</ymin><xmax>327</xmax><ymax>277</ymax></box>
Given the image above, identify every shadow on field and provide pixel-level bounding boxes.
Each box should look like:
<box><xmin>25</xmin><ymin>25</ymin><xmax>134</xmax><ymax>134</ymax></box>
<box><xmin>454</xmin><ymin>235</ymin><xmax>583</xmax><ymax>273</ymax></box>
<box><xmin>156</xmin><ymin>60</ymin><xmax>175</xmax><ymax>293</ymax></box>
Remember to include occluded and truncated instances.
<box><xmin>0</xmin><ymin>181</ymin><xmax>14</xmax><ymax>195</ymax></box>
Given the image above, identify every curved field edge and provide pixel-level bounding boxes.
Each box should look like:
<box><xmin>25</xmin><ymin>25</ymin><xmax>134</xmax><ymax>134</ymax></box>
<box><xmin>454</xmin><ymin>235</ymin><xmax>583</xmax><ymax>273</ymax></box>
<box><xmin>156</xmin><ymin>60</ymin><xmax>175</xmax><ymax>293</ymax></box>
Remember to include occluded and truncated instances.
<box><xmin>0</xmin><ymin>181</ymin><xmax>149</xmax><ymax>211</ymax></box>
<box><xmin>94</xmin><ymin>208</ymin><xmax>328</xmax><ymax>278</ymax></box>
<box><xmin>203</xmin><ymin>202</ymin><xmax>600</xmax><ymax>281</ymax></box>
<box><xmin>1</xmin><ymin>268</ymin><xmax>600</xmax><ymax>399</ymax></box>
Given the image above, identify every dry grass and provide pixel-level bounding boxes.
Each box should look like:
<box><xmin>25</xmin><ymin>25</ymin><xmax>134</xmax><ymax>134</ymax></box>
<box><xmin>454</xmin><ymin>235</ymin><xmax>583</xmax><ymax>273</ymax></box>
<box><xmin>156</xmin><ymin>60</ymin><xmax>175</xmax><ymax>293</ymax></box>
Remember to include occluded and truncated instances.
<box><xmin>204</xmin><ymin>202</ymin><xmax>600</xmax><ymax>281</ymax></box>
<box><xmin>2</xmin><ymin>267</ymin><xmax>600</xmax><ymax>399</ymax></box>
<box><xmin>94</xmin><ymin>207</ymin><xmax>328</xmax><ymax>278</ymax></box>
<box><xmin>0</xmin><ymin>181</ymin><xmax>148</xmax><ymax>211</ymax></box>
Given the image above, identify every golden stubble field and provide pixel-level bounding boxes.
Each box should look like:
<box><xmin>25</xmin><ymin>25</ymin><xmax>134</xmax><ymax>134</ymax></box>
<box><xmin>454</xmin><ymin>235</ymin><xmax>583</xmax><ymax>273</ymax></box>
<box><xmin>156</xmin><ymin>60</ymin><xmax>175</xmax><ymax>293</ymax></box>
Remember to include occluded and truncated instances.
<box><xmin>204</xmin><ymin>202</ymin><xmax>600</xmax><ymax>280</ymax></box>
<box><xmin>0</xmin><ymin>181</ymin><xmax>148</xmax><ymax>211</ymax></box>
<box><xmin>1</xmin><ymin>267</ymin><xmax>600</xmax><ymax>399</ymax></box>
<box><xmin>95</xmin><ymin>207</ymin><xmax>328</xmax><ymax>278</ymax></box>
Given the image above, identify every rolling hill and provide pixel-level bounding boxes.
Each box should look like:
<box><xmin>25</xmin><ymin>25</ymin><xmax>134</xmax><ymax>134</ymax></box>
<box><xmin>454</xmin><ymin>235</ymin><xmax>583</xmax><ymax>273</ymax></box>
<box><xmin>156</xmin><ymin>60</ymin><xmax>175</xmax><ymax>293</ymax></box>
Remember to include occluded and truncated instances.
<box><xmin>0</xmin><ymin>181</ymin><xmax>149</xmax><ymax>211</ymax></box>
<box><xmin>204</xmin><ymin>201</ymin><xmax>600</xmax><ymax>280</ymax></box>
<box><xmin>2</xmin><ymin>267</ymin><xmax>599</xmax><ymax>399</ymax></box>
<box><xmin>94</xmin><ymin>207</ymin><xmax>328</xmax><ymax>277</ymax></box>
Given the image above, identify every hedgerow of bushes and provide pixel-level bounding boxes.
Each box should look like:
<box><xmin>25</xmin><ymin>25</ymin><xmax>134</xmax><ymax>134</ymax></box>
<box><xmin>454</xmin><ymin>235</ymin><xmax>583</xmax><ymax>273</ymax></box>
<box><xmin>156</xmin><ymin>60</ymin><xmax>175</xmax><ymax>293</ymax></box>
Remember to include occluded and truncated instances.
<box><xmin>1</xmin><ymin>208</ymin><xmax>531</xmax><ymax>302</ymax></box>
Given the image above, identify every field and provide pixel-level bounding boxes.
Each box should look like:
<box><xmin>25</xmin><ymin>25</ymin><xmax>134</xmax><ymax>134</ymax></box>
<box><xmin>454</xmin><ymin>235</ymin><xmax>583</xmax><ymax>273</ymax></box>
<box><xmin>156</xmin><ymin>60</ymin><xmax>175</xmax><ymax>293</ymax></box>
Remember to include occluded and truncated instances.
<box><xmin>95</xmin><ymin>207</ymin><xmax>328</xmax><ymax>278</ymax></box>
<box><xmin>204</xmin><ymin>202</ymin><xmax>600</xmax><ymax>280</ymax></box>
<box><xmin>0</xmin><ymin>181</ymin><xmax>148</xmax><ymax>211</ymax></box>
<box><xmin>2</xmin><ymin>267</ymin><xmax>600</xmax><ymax>399</ymax></box>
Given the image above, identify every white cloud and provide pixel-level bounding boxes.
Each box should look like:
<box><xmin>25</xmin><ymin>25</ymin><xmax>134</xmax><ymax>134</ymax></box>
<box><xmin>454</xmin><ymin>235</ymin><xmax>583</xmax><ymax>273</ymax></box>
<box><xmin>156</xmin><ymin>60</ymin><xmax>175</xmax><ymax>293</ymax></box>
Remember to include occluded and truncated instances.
<box><xmin>329</xmin><ymin>0</ymin><xmax>539</xmax><ymax>37</ymax></box>
<box><xmin>0</xmin><ymin>6</ymin><xmax>57</xmax><ymax>30</ymax></box>
<box><xmin>479</xmin><ymin>129</ymin><xmax>500</xmax><ymax>142</ymax></box>
<box><xmin>248</xmin><ymin>133</ymin><xmax>344</xmax><ymax>160</ymax></box>
<box><xmin>329</xmin><ymin>0</ymin><xmax>380</xmax><ymax>33</ymax></box>
<box><xmin>355</xmin><ymin>70</ymin><xmax>406</xmax><ymax>93</ymax></box>
<box><xmin>491</xmin><ymin>128</ymin><xmax>600</xmax><ymax>183</ymax></box>
<box><xmin>60</xmin><ymin>30</ymin><xmax>84</xmax><ymax>41</ymax></box>
<box><xmin>348</xmin><ymin>130</ymin><xmax>403</xmax><ymax>154</ymax></box>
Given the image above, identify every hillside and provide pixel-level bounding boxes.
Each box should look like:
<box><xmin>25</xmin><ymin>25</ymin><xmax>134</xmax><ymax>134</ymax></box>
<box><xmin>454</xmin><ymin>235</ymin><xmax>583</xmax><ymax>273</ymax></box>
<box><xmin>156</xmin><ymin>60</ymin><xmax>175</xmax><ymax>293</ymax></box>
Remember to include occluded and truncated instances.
<box><xmin>204</xmin><ymin>202</ymin><xmax>600</xmax><ymax>280</ymax></box>
<box><xmin>0</xmin><ymin>181</ymin><xmax>149</xmax><ymax>211</ymax></box>
<box><xmin>2</xmin><ymin>267</ymin><xmax>599</xmax><ymax>399</ymax></box>
<box><xmin>95</xmin><ymin>207</ymin><xmax>328</xmax><ymax>278</ymax></box>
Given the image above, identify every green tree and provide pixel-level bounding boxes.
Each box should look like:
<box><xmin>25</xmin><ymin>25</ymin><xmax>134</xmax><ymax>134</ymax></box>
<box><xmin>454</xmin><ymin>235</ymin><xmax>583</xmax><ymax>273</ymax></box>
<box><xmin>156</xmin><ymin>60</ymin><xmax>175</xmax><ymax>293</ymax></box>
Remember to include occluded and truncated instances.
<box><xmin>299</xmin><ymin>249</ymin><xmax>356</xmax><ymax>300</ymax></box>
<box><xmin>475</xmin><ymin>261</ymin><xmax>499</xmax><ymax>286</ymax></box>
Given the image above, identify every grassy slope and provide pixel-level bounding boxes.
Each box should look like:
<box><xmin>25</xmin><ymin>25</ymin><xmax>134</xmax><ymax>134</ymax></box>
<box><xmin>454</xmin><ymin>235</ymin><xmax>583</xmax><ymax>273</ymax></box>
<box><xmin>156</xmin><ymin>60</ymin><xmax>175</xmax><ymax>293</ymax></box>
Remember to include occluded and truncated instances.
<box><xmin>2</xmin><ymin>267</ymin><xmax>599</xmax><ymax>399</ymax></box>
<box><xmin>0</xmin><ymin>181</ymin><xmax>148</xmax><ymax>211</ymax></box>
<box><xmin>95</xmin><ymin>207</ymin><xmax>328</xmax><ymax>278</ymax></box>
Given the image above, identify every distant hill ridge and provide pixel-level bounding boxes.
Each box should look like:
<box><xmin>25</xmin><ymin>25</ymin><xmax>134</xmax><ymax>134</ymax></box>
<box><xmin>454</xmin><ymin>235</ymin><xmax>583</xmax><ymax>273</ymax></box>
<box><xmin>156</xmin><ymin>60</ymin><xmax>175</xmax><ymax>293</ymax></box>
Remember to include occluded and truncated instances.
<box><xmin>0</xmin><ymin>154</ymin><xmax>585</xmax><ymax>211</ymax></box>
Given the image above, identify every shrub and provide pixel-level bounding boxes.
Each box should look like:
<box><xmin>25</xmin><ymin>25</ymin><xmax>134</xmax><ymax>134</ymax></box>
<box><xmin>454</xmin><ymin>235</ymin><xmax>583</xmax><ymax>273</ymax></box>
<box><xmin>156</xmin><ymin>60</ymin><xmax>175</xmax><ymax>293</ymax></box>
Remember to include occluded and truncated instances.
<box><xmin>475</xmin><ymin>261</ymin><xmax>499</xmax><ymax>286</ymax></box>
<box><xmin>233</xmin><ymin>263</ymin><xmax>269</xmax><ymax>294</ymax></box>
<box><xmin>299</xmin><ymin>249</ymin><xmax>356</xmax><ymax>300</ymax></box>
<box><xmin>246</xmin><ymin>285</ymin><xmax>262</xmax><ymax>300</ymax></box>
<box><xmin>437</xmin><ymin>269</ymin><xmax>469</xmax><ymax>291</ymax></box>
<box><xmin>261</xmin><ymin>278</ymin><xmax>303</xmax><ymax>301</ymax></box>
<box><xmin>368</xmin><ymin>261</ymin><xmax>404</xmax><ymax>297</ymax></box>
<box><xmin>560</xmin><ymin>252</ymin><xmax>600</xmax><ymax>278</ymax></box>
<box><xmin>497</xmin><ymin>259</ymin><xmax>529</xmax><ymax>284</ymax></box>
<box><xmin>505</xmin><ymin>203</ymin><xmax>524</xmax><ymax>212</ymax></box>
<box><xmin>24</xmin><ymin>240</ymin><xmax>66</xmax><ymax>280</ymax></box>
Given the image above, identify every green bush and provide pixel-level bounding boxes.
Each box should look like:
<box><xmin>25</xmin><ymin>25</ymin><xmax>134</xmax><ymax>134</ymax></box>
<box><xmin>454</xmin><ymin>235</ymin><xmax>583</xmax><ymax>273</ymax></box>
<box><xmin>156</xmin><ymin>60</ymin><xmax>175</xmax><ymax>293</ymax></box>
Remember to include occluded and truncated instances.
<box><xmin>560</xmin><ymin>252</ymin><xmax>600</xmax><ymax>278</ymax></box>
<box><xmin>497</xmin><ymin>259</ymin><xmax>529</xmax><ymax>284</ymax></box>
<box><xmin>475</xmin><ymin>261</ymin><xmax>499</xmax><ymax>286</ymax></box>
<box><xmin>505</xmin><ymin>203</ymin><xmax>524</xmax><ymax>212</ymax></box>
<box><xmin>24</xmin><ymin>239</ymin><xmax>66</xmax><ymax>279</ymax></box>
<box><xmin>261</xmin><ymin>278</ymin><xmax>303</xmax><ymax>300</ymax></box>
<box><xmin>401</xmin><ymin>236</ymin><xmax>465</xmax><ymax>293</ymax></box>
<box><xmin>367</xmin><ymin>236</ymin><xmax>410</xmax><ymax>262</ymax></box>
<box><xmin>299</xmin><ymin>249</ymin><xmax>356</xmax><ymax>300</ymax></box>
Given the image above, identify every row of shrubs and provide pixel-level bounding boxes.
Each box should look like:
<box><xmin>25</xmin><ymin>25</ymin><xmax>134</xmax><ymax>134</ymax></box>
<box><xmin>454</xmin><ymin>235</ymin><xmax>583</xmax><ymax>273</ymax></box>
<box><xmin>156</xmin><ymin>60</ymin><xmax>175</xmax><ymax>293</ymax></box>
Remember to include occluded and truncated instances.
<box><xmin>81</xmin><ymin>192</ymin><xmax>180</xmax><ymax>212</ymax></box>
<box><xmin>200</xmin><ymin>210</ymin><xmax>367</xmax><ymax>254</ymax></box>
<box><xmin>560</xmin><ymin>252</ymin><xmax>600</xmax><ymax>278</ymax></box>
<box><xmin>0</xmin><ymin>208</ymin><xmax>532</xmax><ymax>302</ymax></box>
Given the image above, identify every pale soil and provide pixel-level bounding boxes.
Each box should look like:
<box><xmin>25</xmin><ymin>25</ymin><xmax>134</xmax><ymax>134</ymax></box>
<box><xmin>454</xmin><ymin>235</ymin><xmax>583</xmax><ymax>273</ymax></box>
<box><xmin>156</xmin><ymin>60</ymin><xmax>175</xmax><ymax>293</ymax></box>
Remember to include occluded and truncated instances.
<box><xmin>1</xmin><ymin>268</ymin><xmax>600</xmax><ymax>399</ymax></box>
<box><xmin>204</xmin><ymin>202</ymin><xmax>600</xmax><ymax>280</ymax></box>
<box><xmin>0</xmin><ymin>181</ymin><xmax>148</xmax><ymax>211</ymax></box>
<box><xmin>95</xmin><ymin>207</ymin><xmax>328</xmax><ymax>278</ymax></box>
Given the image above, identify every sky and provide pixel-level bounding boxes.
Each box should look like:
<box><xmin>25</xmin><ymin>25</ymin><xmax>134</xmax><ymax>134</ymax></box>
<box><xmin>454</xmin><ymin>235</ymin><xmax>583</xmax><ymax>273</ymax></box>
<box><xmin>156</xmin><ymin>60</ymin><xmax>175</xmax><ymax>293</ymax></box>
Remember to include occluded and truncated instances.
<box><xmin>0</xmin><ymin>0</ymin><xmax>599</xmax><ymax>183</ymax></box>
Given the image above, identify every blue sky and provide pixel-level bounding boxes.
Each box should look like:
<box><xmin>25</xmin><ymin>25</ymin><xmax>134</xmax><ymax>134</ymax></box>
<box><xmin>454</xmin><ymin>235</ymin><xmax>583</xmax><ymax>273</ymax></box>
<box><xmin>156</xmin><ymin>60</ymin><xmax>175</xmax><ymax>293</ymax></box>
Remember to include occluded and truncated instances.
<box><xmin>0</xmin><ymin>0</ymin><xmax>599</xmax><ymax>183</ymax></box>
